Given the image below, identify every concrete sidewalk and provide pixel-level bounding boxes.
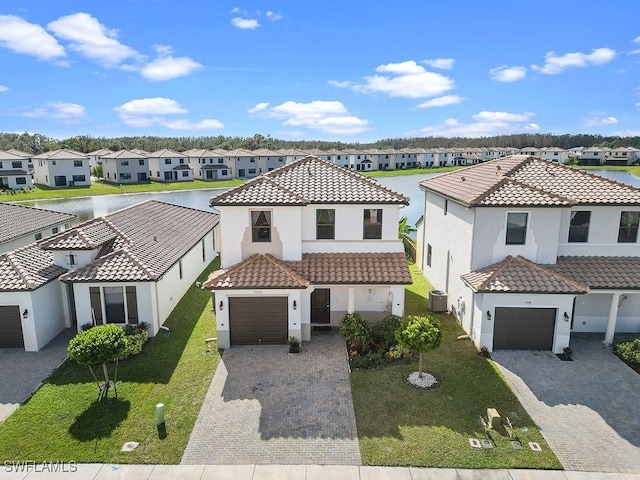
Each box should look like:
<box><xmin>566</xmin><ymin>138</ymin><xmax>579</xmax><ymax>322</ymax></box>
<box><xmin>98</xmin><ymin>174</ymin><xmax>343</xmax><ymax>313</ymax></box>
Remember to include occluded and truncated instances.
<box><xmin>2</xmin><ymin>464</ymin><xmax>640</xmax><ymax>479</ymax></box>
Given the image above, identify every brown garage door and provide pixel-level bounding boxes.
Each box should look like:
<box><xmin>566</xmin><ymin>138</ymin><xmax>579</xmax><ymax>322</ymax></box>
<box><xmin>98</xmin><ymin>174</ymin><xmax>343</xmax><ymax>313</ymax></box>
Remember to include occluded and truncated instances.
<box><xmin>229</xmin><ymin>297</ymin><xmax>288</xmax><ymax>345</ymax></box>
<box><xmin>0</xmin><ymin>305</ymin><xmax>24</xmax><ymax>348</ymax></box>
<box><xmin>494</xmin><ymin>307</ymin><xmax>556</xmax><ymax>350</ymax></box>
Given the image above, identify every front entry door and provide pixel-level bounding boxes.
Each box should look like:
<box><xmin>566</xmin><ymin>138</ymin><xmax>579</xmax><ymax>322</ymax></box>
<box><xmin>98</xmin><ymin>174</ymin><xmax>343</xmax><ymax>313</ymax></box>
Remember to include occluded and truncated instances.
<box><xmin>311</xmin><ymin>289</ymin><xmax>330</xmax><ymax>324</ymax></box>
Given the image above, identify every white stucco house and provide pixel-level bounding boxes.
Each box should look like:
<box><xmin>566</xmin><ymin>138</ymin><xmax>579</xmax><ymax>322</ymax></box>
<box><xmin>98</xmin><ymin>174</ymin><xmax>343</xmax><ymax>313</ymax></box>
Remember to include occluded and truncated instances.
<box><xmin>0</xmin><ymin>150</ymin><xmax>33</xmax><ymax>189</ymax></box>
<box><xmin>32</xmin><ymin>149</ymin><xmax>91</xmax><ymax>187</ymax></box>
<box><xmin>148</xmin><ymin>148</ymin><xmax>193</xmax><ymax>182</ymax></box>
<box><xmin>101</xmin><ymin>150</ymin><xmax>149</xmax><ymax>183</ymax></box>
<box><xmin>204</xmin><ymin>156</ymin><xmax>412</xmax><ymax>348</ymax></box>
<box><xmin>417</xmin><ymin>155</ymin><xmax>640</xmax><ymax>354</ymax></box>
<box><xmin>184</xmin><ymin>148</ymin><xmax>231</xmax><ymax>180</ymax></box>
<box><xmin>0</xmin><ymin>203</ymin><xmax>75</xmax><ymax>254</ymax></box>
<box><xmin>0</xmin><ymin>200</ymin><xmax>218</xmax><ymax>350</ymax></box>
<box><xmin>87</xmin><ymin>148</ymin><xmax>113</xmax><ymax>169</ymax></box>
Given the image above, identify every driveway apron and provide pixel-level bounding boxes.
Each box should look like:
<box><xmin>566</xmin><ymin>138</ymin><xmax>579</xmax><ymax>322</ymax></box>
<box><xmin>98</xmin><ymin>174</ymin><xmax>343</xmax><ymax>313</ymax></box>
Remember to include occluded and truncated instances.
<box><xmin>0</xmin><ymin>328</ymin><xmax>74</xmax><ymax>422</ymax></box>
<box><xmin>491</xmin><ymin>334</ymin><xmax>640</xmax><ymax>473</ymax></box>
<box><xmin>181</xmin><ymin>331</ymin><xmax>361</xmax><ymax>465</ymax></box>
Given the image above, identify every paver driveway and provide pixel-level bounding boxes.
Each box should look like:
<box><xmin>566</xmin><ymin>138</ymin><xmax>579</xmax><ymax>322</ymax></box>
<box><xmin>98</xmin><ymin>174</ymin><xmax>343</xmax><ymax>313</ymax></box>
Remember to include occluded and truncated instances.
<box><xmin>0</xmin><ymin>328</ymin><xmax>74</xmax><ymax>422</ymax></box>
<box><xmin>181</xmin><ymin>331</ymin><xmax>361</xmax><ymax>465</ymax></box>
<box><xmin>492</xmin><ymin>334</ymin><xmax>640</xmax><ymax>473</ymax></box>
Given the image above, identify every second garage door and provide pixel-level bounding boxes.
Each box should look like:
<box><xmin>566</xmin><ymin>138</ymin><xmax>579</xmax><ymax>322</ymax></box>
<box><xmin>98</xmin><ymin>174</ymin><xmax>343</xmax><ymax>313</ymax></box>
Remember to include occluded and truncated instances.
<box><xmin>0</xmin><ymin>305</ymin><xmax>25</xmax><ymax>349</ymax></box>
<box><xmin>493</xmin><ymin>307</ymin><xmax>556</xmax><ymax>350</ymax></box>
<box><xmin>229</xmin><ymin>297</ymin><xmax>288</xmax><ymax>345</ymax></box>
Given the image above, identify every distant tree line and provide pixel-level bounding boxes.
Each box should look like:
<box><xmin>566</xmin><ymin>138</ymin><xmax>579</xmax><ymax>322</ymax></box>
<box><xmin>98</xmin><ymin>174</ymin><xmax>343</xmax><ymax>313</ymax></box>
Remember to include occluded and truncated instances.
<box><xmin>1</xmin><ymin>131</ymin><xmax>639</xmax><ymax>155</ymax></box>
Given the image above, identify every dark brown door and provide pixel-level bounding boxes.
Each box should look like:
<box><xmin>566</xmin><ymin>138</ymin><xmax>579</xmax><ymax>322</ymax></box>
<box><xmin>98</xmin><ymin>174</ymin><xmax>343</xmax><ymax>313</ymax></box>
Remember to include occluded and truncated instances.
<box><xmin>311</xmin><ymin>289</ymin><xmax>331</xmax><ymax>324</ymax></box>
<box><xmin>229</xmin><ymin>297</ymin><xmax>288</xmax><ymax>345</ymax></box>
<box><xmin>494</xmin><ymin>307</ymin><xmax>556</xmax><ymax>350</ymax></box>
<box><xmin>0</xmin><ymin>305</ymin><xmax>24</xmax><ymax>348</ymax></box>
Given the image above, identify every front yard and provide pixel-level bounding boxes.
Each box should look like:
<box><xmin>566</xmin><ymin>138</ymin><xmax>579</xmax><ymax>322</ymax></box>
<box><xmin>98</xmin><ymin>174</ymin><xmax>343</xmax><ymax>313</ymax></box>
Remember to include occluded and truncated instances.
<box><xmin>0</xmin><ymin>259</ymin><xmax>221</xmax><ymax>464</ymax></box>
<box><xmin>350</xmin><ymin>263</ymin><xmax>562</xmax><ymax>469</ymax></box>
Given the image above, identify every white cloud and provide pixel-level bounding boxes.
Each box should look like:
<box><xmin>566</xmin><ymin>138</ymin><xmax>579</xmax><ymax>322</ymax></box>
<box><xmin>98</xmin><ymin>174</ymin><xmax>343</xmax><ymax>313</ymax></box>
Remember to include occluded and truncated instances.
<box><xmin>350</xmin><ymin>60</ymin><xmax>454</xmax><ymax>99</ymax></box>
<box><xmin>48</xmin><ymin>13</ymin><xmax>141</xmax><ymax>68</ymax></box>
<box><xmin>231</xmin><ymin>17</ymin><xmax>260</xmax><ymax>29</ymax></box>
<box><xmin>490</xmin><ymin>65</ymin><xmax>527</xmax><ymax>82</ymax></box>
<box><xmin>21</xmin><ymin>101</ymin><xmax>86</xmax><ymax>122</ymax></box>
<box><xmin>410</xmin><ymin>111</ymin><xmax>537</xmax><ymax>138</ymax></box>
<box><xmin>247</xmin><ymin>102</ymin><xmax>270</xmax><ymax>114</ymax></box>
<box><xmin>140</xmin><ymin>45</ymin><xmax>202</xmax><ymax>81</ymax></box>
<box><xmin>266</xmin><ymin>11</ymin><xmax>282</xmax><ymax>21</ymax></box>
<box><xmin>417</xmin><ymin>95</ymin><xmax>464</xmax><ymax>108</ymax></box>
<box><xmin>114</xmin><ymin>97</ymin><xmax>223</xmax><ymax>130</ymax></box>
<box><xmin>230</xmin><ymin>7</ymin><xmax>246</xmax><ymax>14</ymax></box>
<box><xmin>328</xmin><ymin>80</ymin><xmax>355</xmax><ymax>88</ymax></box>
<box><xmin>249</xmin><ymin>100</ymin><xmax>370</xmax><ymax>135</ymax></box>
<box><xmin>634</xmin><ymin>35</ymin><xmax>640</xmax><ymax>43</ymax></box>
<box><xmin>586</xmin><ymin>116</ymin><xmax>619</xmax><ymax>126</ymax></box>
<box><xmin>0</xmin><ymin>85</ymin><xmax>8</xmax><ymax>92</ymax></box>
<box><xmin>630</xmin><ymin>49</ymin><xmax>640</xmax><ymax>55</ymax></box>
<box><xmin>422</xmin><ymin>58</ymin><xmax>455</xmax><ymax>70</ymax></box>
<box><xmin>637</xmin><ymin>102</ymin><xmax>640</xmax><ymax>109</ymax></box>
<box><xmin>532</xmin><ymin>47</ymin><xmax>616</xmax><ymax>75</ymax></box>
<box><xmin>0</xmin><ymin>15</ymin><xmax>65</xmax><ymax>61</ymax></box>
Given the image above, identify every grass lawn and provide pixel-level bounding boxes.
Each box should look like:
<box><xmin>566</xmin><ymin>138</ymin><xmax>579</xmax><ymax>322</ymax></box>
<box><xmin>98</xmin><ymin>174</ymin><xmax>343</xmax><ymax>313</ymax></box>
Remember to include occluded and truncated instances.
<box><xmin>364</xmin><ymin>166</ymin><xmax>462</xmax><ymax>178</ymax></box>
<box><xmin>0</xmin><ymin>179</ymin><xmax>244</xmax><ymax>202</ymax></box>
<box><xmin>350</xmin><ymin>262</ymin><xmax>561</xmax><ymax>469</ymax></box>
<box><xmin>0</xmin><ymin>258</ymin><xmax>221</xmax><ymax>464</ymax></box>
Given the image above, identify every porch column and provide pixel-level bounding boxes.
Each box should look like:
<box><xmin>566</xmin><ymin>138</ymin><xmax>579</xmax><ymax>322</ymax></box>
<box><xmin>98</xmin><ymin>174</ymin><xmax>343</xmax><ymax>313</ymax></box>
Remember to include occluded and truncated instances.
<box><xmin>347</xmin><ymin>287</ymin><xmax>355</xmax><ymax>314</ymax></box>
<box><xmin>604</xmin><ymin>292</ymin><xmax>620</xmax><ymax>346</ymax></box>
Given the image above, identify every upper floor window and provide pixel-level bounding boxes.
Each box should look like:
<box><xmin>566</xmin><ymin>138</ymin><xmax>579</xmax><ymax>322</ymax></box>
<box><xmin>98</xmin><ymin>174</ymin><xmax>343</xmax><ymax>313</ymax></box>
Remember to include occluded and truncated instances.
<box><xmin>618</xmin><ymin>211</ymin><xmax>640</xmax><ymax>243</ymax></box>
<box><xmin>139</xmin><ymin>159</ymin><xmax>145</xmax><ymax>166</ymax></box>
<box><xmin>179</xmin><ymin>158</ymin><xmax>185</xmax><ymax>164</ymax></box>
<box><xmin>12</xmin><ymin>161</ymin><xmax>21</xmax><ymax>169</ymax></box>
<box><xmin>73</xmin><ymin>160</ymin><xmax>82</xmax><ymax>167</ymax></box>
<box><xmin>164</xmin><ymin>159</ymin><xmax>172</xmax><ymax>165</ymax></box>
<box><xmin>251</xmin><ymin>211</ymin><xmax>271</xmax><ymax>242</ymax></box>
<box><xmin>568</xmin><ymin>211</ymin><xmax>591</xmax><ymax>243</ymax></box>
<box><xmin>121</xmin><ymin>160</ymin><xmax>129</xmax><ymax>166</ymax></box>
<box><xmin>316</xmin><ymin>209</ymin><xmax>335</xmax><ymax>239</ymax></box>
<box><xmin>426</xmin><ymin>244</ymin><xmax>432</xmax><ymax>267</ymax></box>
<box><xmin>506</xmin><ymin>212</ymin><xmax>528</xmax><ymax>245</ymax></box>
<box><xmin>363</xmin><ymin>209</ymin><xmax>383</xmax><ymax>239</ymax></box>
<box><xmin>444</xmin><ymin>199</ymin><xmax>448</xmax><ymax>216</ymax></box>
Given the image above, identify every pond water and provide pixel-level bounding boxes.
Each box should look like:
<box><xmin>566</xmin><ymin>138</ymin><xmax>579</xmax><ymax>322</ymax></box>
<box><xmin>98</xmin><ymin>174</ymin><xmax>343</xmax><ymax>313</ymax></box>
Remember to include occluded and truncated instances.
<box><xmin>19</xmin><ymin>169</ymin><xmax>640</xmax><ymax>228</ymax></box>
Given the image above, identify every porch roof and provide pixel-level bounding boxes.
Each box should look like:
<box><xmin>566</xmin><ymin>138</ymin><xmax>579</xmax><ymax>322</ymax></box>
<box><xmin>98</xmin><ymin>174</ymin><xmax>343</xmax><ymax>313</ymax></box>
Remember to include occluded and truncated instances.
<box><xmin>545</xmin><ymin>256</ymin><xmax>640</xmax><ymax>290</ymax></box>
<box><xmin>461</xmin><ymin>255</ymin><xmax>589</xmax><ymax>294</ymax></box>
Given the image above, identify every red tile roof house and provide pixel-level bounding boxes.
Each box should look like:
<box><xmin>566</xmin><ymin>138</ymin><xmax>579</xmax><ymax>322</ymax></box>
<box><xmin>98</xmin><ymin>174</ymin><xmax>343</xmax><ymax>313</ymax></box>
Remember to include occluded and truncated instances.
<box><xmin>0</xmin><ymin>200</ymin><xmax>218</xmax><ymax>350</ymax></box>
<box><xmin>204</xmin><ymin>156</ymin><xmax>412</xmax><ymax>348</ymax></box>
<box><xmin>417</xmin><ymin>155</ymin><xmax>640</xmax><ymax>354</ymax></box>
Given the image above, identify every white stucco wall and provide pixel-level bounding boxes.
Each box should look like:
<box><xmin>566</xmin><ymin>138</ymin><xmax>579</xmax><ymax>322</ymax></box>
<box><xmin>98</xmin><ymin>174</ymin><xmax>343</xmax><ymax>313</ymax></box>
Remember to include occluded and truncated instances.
<box><xmin>0</xmin><ymin>222</ymin><xmax>71</xmax><ymax>254</ymax></box>
<box><xmin>475</xmin><ymin>293</ymin><xmax>575</xmax><ymax>354</ymax></box>
<box><xmin>102</xmin><ymin>158</ymin><xmax>149</xmax><ymax>183</ymax></box>
<box><xmin>557</xmin><ymin>206</ymin><xmax>640</xmax><ymax>257</ymax></box>
<box><xmin>573</xmin><ymin>291</ymin><xmax>640</xmax><ymax>333</ymax></box>
<box><xmin>0</xmin><ymin>173</ymin><xmax>32</xmax><ymax>189</ymax></box>
<box><xmin>33</xmin><ymin>159</ymin><xmax>90</xmax><ymax>187</ymax></box>
<box><xmin>472</xmin><ymin>207</ymin><xmax>562</xmax><ymax>267</ymax></box>
<box><xmin>218</xmin><ymin>205</ymin><xmax>303</xmax><ymax>267</ymax></box>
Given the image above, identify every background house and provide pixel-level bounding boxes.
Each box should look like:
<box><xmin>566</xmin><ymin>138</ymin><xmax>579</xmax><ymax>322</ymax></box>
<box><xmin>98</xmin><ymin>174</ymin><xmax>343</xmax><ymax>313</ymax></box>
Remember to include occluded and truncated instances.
<box><xmin>0</xmin><ymin>200</ymin><xmax>218</xmax><ymax>351</ymax></box>
<box><xmin>205</xmin><ymin>156</ymin><xmax>412</xmax><ymax>348</ymax></box>
<box><xmin>418</xmin><ymin>155</ymin><xmax>640</xmax><ymax>354</ymax></box>
<box><xmin>101</xmin><ymin>150</ymin><xmax>149</xmax><ymax>183</ymax></box>
<box><xmin>148</xmin><ymin>148</ymin><xmax>193</xmax><ymax>182</ymax></box>
<box><xmin>32</xmin><ymin>149</ymin><xmax>90</xmax><ymax>187</ymax></box>
<box><xmin>0</xmin><ymin>150</ymin><xmax>32</xmax><ymax>189</ymax></box>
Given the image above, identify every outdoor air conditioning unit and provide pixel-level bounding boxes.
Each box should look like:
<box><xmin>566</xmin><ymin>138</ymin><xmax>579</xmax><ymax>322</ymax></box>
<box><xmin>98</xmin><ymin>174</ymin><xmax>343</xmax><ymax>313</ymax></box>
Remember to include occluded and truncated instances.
<box><xmin>429</xmin><ymin>290</ymin><xmax>448</xmax><ymax>313</ymax></box>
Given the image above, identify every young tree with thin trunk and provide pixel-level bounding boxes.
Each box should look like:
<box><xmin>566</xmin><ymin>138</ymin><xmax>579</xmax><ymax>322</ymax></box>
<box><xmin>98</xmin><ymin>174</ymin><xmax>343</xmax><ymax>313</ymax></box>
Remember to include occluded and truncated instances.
<box><xmin>395</xmin><ymin>315</ymin><xmax>443</xmax><ymax>378</ymax></box>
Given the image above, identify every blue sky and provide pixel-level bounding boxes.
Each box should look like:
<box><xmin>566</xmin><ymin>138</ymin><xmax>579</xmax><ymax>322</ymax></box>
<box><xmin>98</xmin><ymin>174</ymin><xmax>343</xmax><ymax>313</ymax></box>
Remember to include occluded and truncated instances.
<box><xmin>0</xmin><ymin>0</ymin><xmax>638</xmax><ymax>142</ymax></box>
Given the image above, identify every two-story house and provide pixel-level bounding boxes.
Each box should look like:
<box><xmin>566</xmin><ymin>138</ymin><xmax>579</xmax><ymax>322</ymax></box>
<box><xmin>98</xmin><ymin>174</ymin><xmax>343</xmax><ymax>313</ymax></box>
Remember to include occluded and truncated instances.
<box><xmin>101</xmin><ymin>150</ymin><xmax>149</xmax><ymax>183</ymax></box>
<box><xmin>417</xmin><ymin>155</ymin><xmax>640</xmax><ymax>354</ymax></box>
<box><xmin>204</xmin><ymin>156</ymin><xmax>412</xmax><ymax>348</ymax></box>
<box><xmin>148</xmin><ymin>148</ymin><xmax>193</xmax><ymax>182</ymax></box>
<box><xmin>252</xmin><ymin>148</ymin><xmax>286</xmax><ymax>173</ymax></box>
<box><xmin>183</xmin><ymin>148</ymin><xmax>230</xmax><ymax>180</ymax></box>
<box><xmin>87</xmin><ymin>148</ymin><xmax>113</xmax><ymax>169</ymax></box>
<box><xmin>7</xmin><ymin>149</ymin><xmax>34</xmax><ymax>173</ymax></box>
<box><xmin>0</xmin><ymin>200</ymin><xmax>218</xmax><ymax>350</ymax></box>
<box><xmin>32</xmin><ymin>149</ymin><xmax>91</xmax><ymax>187</ymax></box>
<box><xmin>0</xmin><ymin>150</ymin><xmax>32</xmax><ymax>189</ymax></box>
<box><xmin>0</xmin><ymin>203</ymin><xmax>75</xmax><ymax>254</ymax></box>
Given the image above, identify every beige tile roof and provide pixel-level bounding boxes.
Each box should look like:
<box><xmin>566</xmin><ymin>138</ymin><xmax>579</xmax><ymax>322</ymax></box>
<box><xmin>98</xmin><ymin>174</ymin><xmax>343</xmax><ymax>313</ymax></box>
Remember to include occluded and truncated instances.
<box><xmin>0</xmin><ymin>150</ymin><xmax>27</xmax><ymax>161</ymax></box>
<box><xmin>0</xmin><ymin>244</ymin><xmax>67</xmax><ymax>291</ymax></box>
<box><xmin>210</xmin><ymin>156</ymin><xmax>409</xmax><ymax>206</ymax></box>
<box><xmin>148</xmin><ymin>148</ymin><xmax>184</xmax><ymax>158</ymax></box>
<box><xmin>545</xmin><ymin>256</ymin><xmax>640</xmax><ymax>290</ymax></box>
<box><xmin>420</xmin><ymin>155</ymin><xmax>640</xmax><ymax>207</ymax></box>
<box><xmin>6</xmin><ymin>149</ymin><xmax>31</xmax><ymax>158</ymax></box>
<box><xmin>0</xmin><ymin>203</ymin><xmax>76</xmax><ymax>245</ymax></box>
<box><xmin>0</xmin><ymin>200</ymin><xmax>218</xmax><ymax>289</ymax></box>
<box><xmin>101</xmin><ymin>150</ymin><xmax>148</xmax><ymax>159</ymax></box>
<box><xmin>205</xmin><ymin>252</ymin><xmax>412</xmax><ymax>289</ymax></box>
<box><xmin>32</xmin><ymin>149</ymin><xmax>88</xmax><ymax>160</ymax></box>
<box><xmin>461</xmin><ymin>255</ymin><xmax>589</xmax><ymax>294</ymax></box>
<box><xmin>204</xmin><ymin>254</ymin><xmax>310</xmax><ymax>289</ymax></box>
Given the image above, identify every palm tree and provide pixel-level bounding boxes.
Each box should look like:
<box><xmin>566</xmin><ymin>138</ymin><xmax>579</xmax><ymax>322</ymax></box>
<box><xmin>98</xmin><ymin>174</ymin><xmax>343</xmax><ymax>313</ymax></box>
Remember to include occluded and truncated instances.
<box><xmin>398</xmin><ymin>216</ymin><xmax>417</xmax><ymax>257</ymax></box>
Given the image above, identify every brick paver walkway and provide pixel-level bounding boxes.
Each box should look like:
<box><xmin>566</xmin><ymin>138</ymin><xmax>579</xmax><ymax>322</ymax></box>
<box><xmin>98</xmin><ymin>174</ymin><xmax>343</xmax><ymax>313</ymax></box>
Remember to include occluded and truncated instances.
<box><xmin>492</xmin><ymin>334</ymin><xmax>640</xmax><ymax>473</ymax></box>
<box><xmin>0</xmin><ymin>328</ymin><xmax>74</xmax><ymax>422</ymax></box>
<box><xmin>181</xmin><ymin>331</ymin><xmax>361</xmax><ymax>465</ymax></box>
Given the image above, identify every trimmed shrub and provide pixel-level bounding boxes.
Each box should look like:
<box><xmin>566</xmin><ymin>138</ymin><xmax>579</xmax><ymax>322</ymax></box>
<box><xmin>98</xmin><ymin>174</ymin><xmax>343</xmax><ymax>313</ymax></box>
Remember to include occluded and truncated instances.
<box><xmin>339</xmin><ymin>312</ymin><xmax>372</xmax><ymax>345</ymax></box>
<box><xmin>371</xmin><ymin>314</ymin><xmax>402</xmax><ymax>351</ymax></box>
<box><xmin>119</xmin><ymin>331</ymin><xmax>149</xmax><ymax>360</ymax></box>
<box><xmin>613</xmin><ymin>338</ymin><xmax>640</xmax><ymax>365</ymax></box>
